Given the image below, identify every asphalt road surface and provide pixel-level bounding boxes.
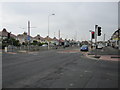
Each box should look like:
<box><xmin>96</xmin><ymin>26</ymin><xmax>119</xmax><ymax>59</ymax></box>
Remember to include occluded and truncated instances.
<box><xmin>2</xmin><ymin>48</ymin><xmax>119</xmax><ymax>88</ymax></box>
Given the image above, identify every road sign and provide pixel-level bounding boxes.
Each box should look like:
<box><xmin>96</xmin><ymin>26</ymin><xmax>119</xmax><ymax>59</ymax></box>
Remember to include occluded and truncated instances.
<box><xmin>28</xmin><ymin>35</ymin><xmax>30</xmax><ymax>41</ymax></box>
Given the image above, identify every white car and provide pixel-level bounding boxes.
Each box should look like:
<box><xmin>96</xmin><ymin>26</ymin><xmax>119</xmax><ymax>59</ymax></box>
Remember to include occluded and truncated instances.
<box><xmin>42</xmin><ymin>44</ymin><xmax>48</xmax><ymax>47</ymax></box>
<box><xmin>97</xmin><ymin>44</ymin><xmax>104</xmax><ymax>49</ymax></box>
<box><xmin>92</xmin><ymin>44</ymin><xmax>95</xmax><ymax>47</ymax></box>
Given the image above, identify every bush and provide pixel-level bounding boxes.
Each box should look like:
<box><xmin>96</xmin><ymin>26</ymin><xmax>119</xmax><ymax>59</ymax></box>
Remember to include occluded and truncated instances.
<box><xmin>2</xmin><ymin>37</ymin><xmax>21</xmax><ymax>49</ymax></box>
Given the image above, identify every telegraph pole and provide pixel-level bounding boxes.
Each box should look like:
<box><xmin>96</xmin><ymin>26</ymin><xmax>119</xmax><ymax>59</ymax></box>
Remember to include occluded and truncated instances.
<box><xmin>28</xmin><ymin>21</ymin><xmax>30</xmax><ymax>37</ymax></box>
<box><xmin>28</xmin><ymin>21</ymin><xmax>30</xmax><ymax>51</ymax></box>
<box><xmin>103</xmin><ymin>34</ymin><xmax>105</xmax><ymax>42</ymax></box>
<box><xmin>58</xmin><ymin>30</ymin><xmax>60</xmax><ymax>46</ymax></box>
<box><xmin>54</xmin><ymin>32</ymin><xmax>55</xmax><ymax>37</ymax></box>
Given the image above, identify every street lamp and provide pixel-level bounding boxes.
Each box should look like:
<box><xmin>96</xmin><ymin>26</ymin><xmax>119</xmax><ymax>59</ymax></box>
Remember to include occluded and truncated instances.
<box><xmin>48</xmin><ymin>13</ymin><xmax>55</xmax><ymax>49</ymax></box>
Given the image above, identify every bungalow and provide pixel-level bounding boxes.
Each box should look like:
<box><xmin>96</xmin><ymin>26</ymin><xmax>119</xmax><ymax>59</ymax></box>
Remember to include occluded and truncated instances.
<box><xmin>59</xmin><ymin>38</ymin><xmax>65</xmax><ymax>46</ymax></box>
<box><xmin>0</xmin><ymin>28</ymin><xmax>17</xmax><ymax>47</ymax></box>
<box><xmin>0</xmin><ymin>28</ymin><xmax>17</xmax><ymax>40</ymax></box>
<box><xmin>33</xmin><ymin>34</ymin><xmax>45</xmax><ymax>43</ymax></box>
<box><xmin>44</xmin><ymin>36</ymin><xmax>53</xmax><ymax>43</ymax></box>
<box><xmin>51</xmin><ymin>37</ymin><xmax>59</xmax><ymax>45</ymax></box>
<box><xmin>17</xmin><ymin>32</ymin><xmax>33</xmax><ymax>44</ymax></box>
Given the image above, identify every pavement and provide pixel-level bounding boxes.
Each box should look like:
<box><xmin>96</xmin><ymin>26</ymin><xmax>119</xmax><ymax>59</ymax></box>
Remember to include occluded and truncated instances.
<box><xmin>86</xmin><ymin>46</ymin><xmax>120</xmax><ymax>62</ymax></box>
<box><xmin>2</xmin><ymin>47</ymin><xmax>119</xmax><ymax>88</ymax></box>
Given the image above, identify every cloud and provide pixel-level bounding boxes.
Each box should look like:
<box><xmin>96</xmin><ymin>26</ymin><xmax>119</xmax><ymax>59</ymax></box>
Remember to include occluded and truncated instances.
<box><xmin>1</xmin><ymin>2</ymin><xmax>118</xmax><ymax>41</ymax></box>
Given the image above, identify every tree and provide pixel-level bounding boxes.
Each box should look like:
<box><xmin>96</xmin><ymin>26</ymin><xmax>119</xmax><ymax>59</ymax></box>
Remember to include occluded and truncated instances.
<box><xmin>2</xmin><ymin>37</ymin><xmax>21</xmax><ymax>49</ymax></box>
<box><xmin>30</xmin><ymin>40</ymin><xmax>38</xmax><ymax>45</ymax></box>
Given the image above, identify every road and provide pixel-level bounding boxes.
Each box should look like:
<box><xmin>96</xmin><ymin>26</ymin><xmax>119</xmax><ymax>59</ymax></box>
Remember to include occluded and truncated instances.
<box><xmin>2</xmin><ymin>47</ymin><xmax>119</xmax><ymax>88</ymax></box>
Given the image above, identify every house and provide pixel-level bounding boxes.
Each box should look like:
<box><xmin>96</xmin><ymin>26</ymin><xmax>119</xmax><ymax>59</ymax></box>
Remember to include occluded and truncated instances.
<box><xmin>0</xmin><ymin>28</ymin><xmax>17</xmax><ymax>40</ymax></box>
<box><xmin>0</xmin><ymin>28</ymin><xmax>17</xmax><ymax>47</ymax></box>
<box><xmin>17</xmin><ymin>32</ymin><xmax>33</xmax><ymax>44</ymax></box>
<box><xmin>59</xmin><ymin>38</ymin><xmax>65</xmax><ymax>46</ymax></box>
<box><xmin>0</xmin><ymin>28</ymin><xmax>18</xmax><ymax>49</ymax></box>
<box><xmin>33</xmin><ymin>34</ymin><xmax>45</xmax><ymax>43</ymax></box>
<box><xmin>51</xmin><ymin>37</ymin><xmax>59</xmax><ymax>45</ymax></box>
<box><xmin>44</xmin><ymin>36</ymin><xmax>53</xmax><ymax>43</ymax></box>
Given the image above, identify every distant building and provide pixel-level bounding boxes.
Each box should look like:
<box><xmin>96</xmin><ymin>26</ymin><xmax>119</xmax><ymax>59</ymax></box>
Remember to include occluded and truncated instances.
<box><xmin>0</xmin><ymin>28</ymin><xmax>17</xmax><ymax>39</ymax></box>
<box><xmin>59</xmin><ymin>38</ymin><xmax>65</xmax><ymax>46</ymax></box>
<box><xmin>17</xmin><ymin>32</ymin><xmax>33</xmax><ymax>44</ymax></box>
<box><xmin>0</xmin><ymin>28</ymin><xmax>17</xmax><ymax>48</ymax></box>
<box><xmin>51</xmin><ymin>37</ymin><xmax>59</xmax><ymax>45</ymax></box>
<box><xmin>44</xmin><ymin>36</ymin><xmax>53</xmax><ymax>43</ymax></box>
<box><xmin>33</xmin><ymin>34</ymin><xmax>45</xmax><ymax>43</ymax></box>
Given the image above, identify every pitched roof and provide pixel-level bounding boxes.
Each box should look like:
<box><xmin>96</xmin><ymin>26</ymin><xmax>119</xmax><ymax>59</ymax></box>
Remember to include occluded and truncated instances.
<box><xmin>59</xmin><ymin>38</ymin><xmax>64</xmax><ymax>42</ymax></box>
<box><xmin>17</xmin><ymin>32</ymin><xmax>33</xmax><ymax>39</ymax></box>
<box><xmin>34</xmin><ymin>35</ymin><xmax>45</xmax><ymax>40</ymax></box>
<box><xmin>44</xmin><ymin>36</ymin><xmax>53</xmax><ymax>41</ymax></box>
<box><xmin>0</xmin><ymin>28</ymin><xmax>17</xmax><ymax>38</ymax></box>
<box><xmin>53</xmin><ymin>37</ymin><xmax>59</xmax><ymax>41</ymax></box>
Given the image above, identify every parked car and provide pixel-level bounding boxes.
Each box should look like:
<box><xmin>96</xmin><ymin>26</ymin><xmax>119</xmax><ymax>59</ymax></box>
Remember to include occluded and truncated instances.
<box><xmin>92</xmin><ymin>43</ymin><xmax>95</xmax><ymax>47</ymax></box>
<box><xmin>96</xmin><ymin>44</ymin><xmax>104</xmax><ymax>49</ymax></box>
<box><xmin>42</xmin><ymin>44</ymin><xmax>48</xmax><ymax>47</ymax></box>
<box><xmin>80</xmin><ymin>45</ymin><xmax>89</xmax><ymax>51</ymax></box>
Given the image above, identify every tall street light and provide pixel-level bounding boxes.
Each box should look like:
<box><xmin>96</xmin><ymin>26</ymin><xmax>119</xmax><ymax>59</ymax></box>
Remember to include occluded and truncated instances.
<box><xmin>48</xmin><ymin>13</ymin><xmax>55</xmax><ymax>49</ymax></box>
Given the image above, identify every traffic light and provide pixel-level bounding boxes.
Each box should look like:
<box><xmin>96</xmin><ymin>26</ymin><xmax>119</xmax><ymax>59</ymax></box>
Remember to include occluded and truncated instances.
<box><xmin>8</xmin><ymin>33</ymin><xmax>10</xmax><ymax>39</ymax></box>
<box><xmin>91</xmin><ymin>31</ymin><xmax>95</xmax><ymax>39</ymax></box>
<box><xmin>98</xmin><ymin>27</ymin><xmax>101</xmax><ymax>36</ymax></box>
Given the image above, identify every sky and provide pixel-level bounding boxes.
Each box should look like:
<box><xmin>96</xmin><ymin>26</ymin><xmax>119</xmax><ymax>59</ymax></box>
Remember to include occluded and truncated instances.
<box><xmin>0</xmin><ymin>1</ymin><xmax>118</xmax><ymax>41</ymax></box>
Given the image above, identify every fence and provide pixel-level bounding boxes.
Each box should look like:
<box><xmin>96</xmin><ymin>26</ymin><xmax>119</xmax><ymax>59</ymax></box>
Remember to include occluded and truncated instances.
<box><xmin>6</xmin><ymin>45</ymin><xmax>59</xmax><ymax>52</ymax></box>
<box><xmin>4</xmin><ymin>44</ymin><xmax>80</xmax><ymax>52</ymax></box>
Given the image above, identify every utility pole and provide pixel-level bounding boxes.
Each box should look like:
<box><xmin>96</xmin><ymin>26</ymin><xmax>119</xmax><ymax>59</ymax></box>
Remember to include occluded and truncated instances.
<box><xmin>58</xmin><ymin>30</ymin><xmax>60</xmax><ymax>46</ymax></box>
<box><xmin>27</xmin><ymin>21</ymin><xmax>36</xmax><ymax>51</ymax></box>
<box><xmin>76</xmin><ymin>31</ymin><xmax>77</xmax><ymax>41</ymax></box>
<box><xmin>54</xmin><ymin>32</ymin><xmax>55</xmax><ymax>37</ymax></box>
<box><xmin>28</xmin><ymin>21</ymin><xmax>30</xmax><ymax>51</ymax></box>
<box><xmin>74</xmin><ymin>31</ymin><xmax>77</xmax><ymax>41</ymax></box>
<box><xmin>103</xmin><ymin>33</ymin><xmax>106</xmax><ymax>47</ymax></box>
<box><xmin>103</xmin><ymin>34</ymin><xmax>105</xmax><ymax>42</ymax></box>
<box><xmin>28</xmin><ymin>21</ymin><xmax>30</xmax><ymax>37</ymax></box>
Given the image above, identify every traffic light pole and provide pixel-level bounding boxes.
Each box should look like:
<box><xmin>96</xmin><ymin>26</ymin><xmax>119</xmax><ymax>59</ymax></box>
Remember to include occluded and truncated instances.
<box><xmin>91</xmin><ymin>33</ymin><xmax>92</xmax><ymax>49</ymax></box>
<box><xmin>95</xmin><ymin>25</ymin><xmax>98</xmax><ymax>57</ymax></box>
<box><xmin>95</xmin><ymin>25</ymin><xmax>98</xmax><ymax>48</ymax></box>
<box><xmin>89</xmin><ymin>30</ymin><xmax>94</xmax><ymax>49</ymax></box>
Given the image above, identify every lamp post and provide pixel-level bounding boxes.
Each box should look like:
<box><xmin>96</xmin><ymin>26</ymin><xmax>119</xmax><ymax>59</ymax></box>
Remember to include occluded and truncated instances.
<box><xmin>48</xmin><ymin>13</ymin><xmax>55</xmax><ymax>50</ymax></box>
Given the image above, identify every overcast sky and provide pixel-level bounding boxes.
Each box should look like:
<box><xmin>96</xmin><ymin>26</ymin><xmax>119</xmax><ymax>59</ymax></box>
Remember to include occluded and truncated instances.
<box><xmin>0</xmin><ymin>2</ymin><xmax>118</xmax><ymax>41</ymax></box>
